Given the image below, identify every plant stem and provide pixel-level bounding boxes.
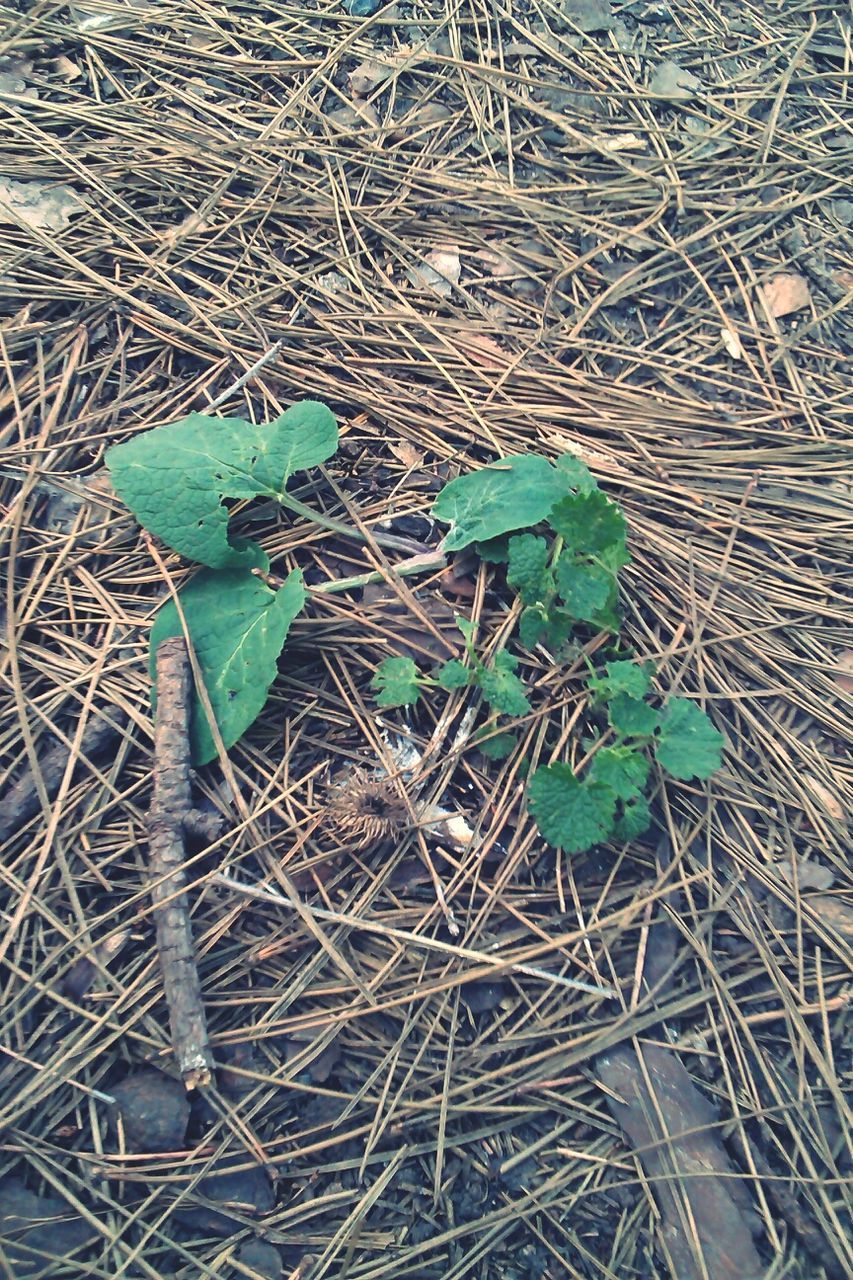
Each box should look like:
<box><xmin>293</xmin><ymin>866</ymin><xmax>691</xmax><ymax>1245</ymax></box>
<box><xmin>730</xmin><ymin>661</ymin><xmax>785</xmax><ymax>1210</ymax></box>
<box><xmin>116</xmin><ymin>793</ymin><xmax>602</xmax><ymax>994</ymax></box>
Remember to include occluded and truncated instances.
<box><xmin>309</xmin><ymin>550</ymin><xmax>447</xmax><ymax>595</ymax></box>
<box><xmin>278</xmin><ymin>491</ymin><xmax>428</xmax><ymax>556</ymax></box>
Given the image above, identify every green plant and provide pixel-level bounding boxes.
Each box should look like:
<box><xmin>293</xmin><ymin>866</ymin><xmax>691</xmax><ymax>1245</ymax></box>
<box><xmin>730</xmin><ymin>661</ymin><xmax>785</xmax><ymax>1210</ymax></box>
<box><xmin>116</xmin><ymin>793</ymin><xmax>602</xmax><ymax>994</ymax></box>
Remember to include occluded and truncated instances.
<box><xmin>107</xmin><ymin>402</ymin><xmax>338</xmax><ymax>763</ymax></box>
<box><xmin>396</xmin><ymin>453</ymin><xmax>725</xmax><ymax>853</ymax></box>
<box><xmin>371</xmin><ymin>616</ymin><xmax>530</xmax><ymax>719</ymax></box>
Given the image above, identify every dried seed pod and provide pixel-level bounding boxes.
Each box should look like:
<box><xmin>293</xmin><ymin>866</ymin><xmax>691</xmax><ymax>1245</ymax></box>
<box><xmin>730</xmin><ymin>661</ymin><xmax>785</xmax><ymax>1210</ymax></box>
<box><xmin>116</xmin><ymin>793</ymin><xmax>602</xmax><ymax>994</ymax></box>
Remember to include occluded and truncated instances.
<box><xmin>324</xmin><ymin>770</ymin><xmax>408</xmax><ymax>849</ymax></box>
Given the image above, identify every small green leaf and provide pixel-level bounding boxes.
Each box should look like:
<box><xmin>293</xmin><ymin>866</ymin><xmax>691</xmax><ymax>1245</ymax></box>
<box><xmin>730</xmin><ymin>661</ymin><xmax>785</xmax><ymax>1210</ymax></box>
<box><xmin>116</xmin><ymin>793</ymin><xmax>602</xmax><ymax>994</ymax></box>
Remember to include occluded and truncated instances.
<box><xmin>432</xmin><ymin>455</ymin><xmax>575</xmax><ymax>552</ymax></box>
<box><xmin>607</xmin><ymin>693</ymin><xmax>660</xmax><ymax>738</ymax></box>
<box><xmin>435</xmin><ymin>659</ymin><xmax>472</xmax><ymax>690</ymax></box>
<box><xmin>507</xmin><ymin>534</ymin><xmax>553</xmax><ymax>605</ymax></box>
<box><xmin>613</xmin><ymin>795</ymin><xmax>651</xmax><ymax>841</ymax></box>
<box><xmin>476</xmin><ymin>730</ymin><xmax>518</xmax><ymax>760</ymax></box>
<box><xmin>528</xmin><ymin>764</ymin><xmax>617</xmax><ymax>853</ymax></box>
<box><xmin>549</xmin><ymin>490</ymin><xmax>627</xmax><ymax>557</ymax></box>
<box><xmin>555</xmin><ymin>556</ymin><xmax>613</xmax><ymax>622</ymax></box>
<box><xmin>588</xmin><ymin>660</ymin><xmax>653</xmax><ymax>703</ymax></box>
<box><xmin>149</xmin><ymin>568</ymin><xmax>306</xmax><ymax>765</ymax></box>
<box><xmin>588</xmin><ymin>746</ymin><xmax>649</xmax><ymax>800</ymax></box>
<box><xmin>478</xmin><ymin>650</ymin><xmax>531</xmax><ymax>717</ymax></box>
<box><xmin>519</xmin><ymin>605</ymin><xmax>548</xmax><ymax>649</ymax></box>
<box><xmin>543</xmin><ymin>608</ymin><xmax>575</xmax><ymax>650</ymax></box>
<box><xmin>554</xmin><ymin>454</ymin><xmax>598</xmax><ymax>494</ymax></box>
<box><xmin>372</xmin><ymin>656</ymin><xmax>423</xmax><ymax>708</ymax></box>
<box><xmin>455</xmin><ymin>615</ymin><xmax>476</xmax><ymax>644</ymax></box>
<box><xmin>655</xmin><ymin>698</ymin><xmax>724</xmax><ymax>780</ymax></box>
<box><xmin>475</xmin><ymin>536</ymin><xmax>511</xmax><ymax>564</ymax></box>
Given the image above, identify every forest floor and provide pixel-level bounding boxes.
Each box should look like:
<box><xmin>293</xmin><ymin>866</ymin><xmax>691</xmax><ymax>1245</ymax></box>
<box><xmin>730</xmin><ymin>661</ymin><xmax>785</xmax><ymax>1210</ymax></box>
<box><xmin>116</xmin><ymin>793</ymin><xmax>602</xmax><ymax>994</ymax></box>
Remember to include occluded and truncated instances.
<box><xmin>0</xmin><ymin>1</ymin><xmax>850</xmax><ymax>1277</ymax></box>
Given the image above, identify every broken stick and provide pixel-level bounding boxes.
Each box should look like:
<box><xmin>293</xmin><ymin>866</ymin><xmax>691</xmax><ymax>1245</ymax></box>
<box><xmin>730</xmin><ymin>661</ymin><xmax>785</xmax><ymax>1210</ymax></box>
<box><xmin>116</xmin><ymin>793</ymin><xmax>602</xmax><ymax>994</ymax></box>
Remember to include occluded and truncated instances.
<box><xmin>149</xmin><ymin>636</ymin><xmax>215</xmax><ymax>1089</ymax></box>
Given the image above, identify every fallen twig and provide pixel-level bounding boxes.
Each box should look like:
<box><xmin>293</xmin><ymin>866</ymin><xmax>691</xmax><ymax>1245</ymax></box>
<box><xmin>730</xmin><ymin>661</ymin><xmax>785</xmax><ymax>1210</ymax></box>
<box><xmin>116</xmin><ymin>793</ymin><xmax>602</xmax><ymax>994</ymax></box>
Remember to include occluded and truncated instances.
<box><xmin>0</xmin><ymin>711</ymin><xmax>125</xmax><ymax>845</ymax></box>
<box><xmin>149</xmin><ymin>636</ymin><xmax>216</xmax><ymax>1089</ymax></box>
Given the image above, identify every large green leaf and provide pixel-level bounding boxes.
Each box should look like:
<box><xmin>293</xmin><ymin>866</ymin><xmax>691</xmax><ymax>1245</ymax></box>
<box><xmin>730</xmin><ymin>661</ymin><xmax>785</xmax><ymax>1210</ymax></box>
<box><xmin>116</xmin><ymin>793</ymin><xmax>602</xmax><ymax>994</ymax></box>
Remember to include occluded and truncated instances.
<box><xmin>149</xmin><ymin>568</ymin><xmax>306</xmax><ymax>764</ymax></box>
<box><xmin>107</xmin><ymin>401</ymin><xmax>337</xmax><ymax>568</ymax></box>
<box><xmin>432</xmin><ymin>456</ymin><xmax>572</xmax><ymax>552</ymax></box>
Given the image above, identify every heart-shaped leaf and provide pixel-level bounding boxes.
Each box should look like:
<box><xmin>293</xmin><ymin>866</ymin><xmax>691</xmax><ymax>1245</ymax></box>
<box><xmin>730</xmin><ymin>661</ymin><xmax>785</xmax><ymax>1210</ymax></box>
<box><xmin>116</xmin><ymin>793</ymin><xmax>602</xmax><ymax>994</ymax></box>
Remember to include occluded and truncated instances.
<box><xmin>107</xmin><ymin>401</ymin><xmax>337</xmax><ymax>568</ymax></box>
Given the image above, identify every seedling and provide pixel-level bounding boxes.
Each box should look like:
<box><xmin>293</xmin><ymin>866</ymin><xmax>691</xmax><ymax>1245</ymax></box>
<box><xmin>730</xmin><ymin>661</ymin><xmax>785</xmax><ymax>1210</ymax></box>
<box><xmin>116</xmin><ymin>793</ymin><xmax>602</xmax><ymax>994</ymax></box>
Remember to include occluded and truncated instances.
<box><xmin>383</xmin><ymin>453</ymin><xmax>726</xmax><ymax>854</ymax></box>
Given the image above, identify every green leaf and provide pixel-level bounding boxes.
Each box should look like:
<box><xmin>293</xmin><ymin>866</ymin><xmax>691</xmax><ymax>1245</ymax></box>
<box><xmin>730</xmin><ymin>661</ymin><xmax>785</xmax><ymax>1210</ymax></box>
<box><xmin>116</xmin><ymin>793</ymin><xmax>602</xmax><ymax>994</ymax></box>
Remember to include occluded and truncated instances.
<box><xmin>655</xmin><ymin>698</ymin><xmax>724</xmax><ymax>780</ymax></box>
<box><xmin>549</xmin><ymin>490</ymin><xmax>627</xmax><ymax>557</ymax></box>
<box><xmin>475</xmin><ymin>536</ymin><xmax>511</xmax><ymax>564</ymax></box>
<box><xmin>476</xmin><ymin>730</ymin><xmax>518</xmax><ymax>761</ymax></box>
<box><xmin>435</xmin><ymin>659</ymin><xmax>472</xmax><ymax>690</ymax></box>
<box><xmin>478</xmin><ymin>650</ymin><xmax>531</xmax><ymax>717</ymax></box>
<box><xmin>588</xmin><ymin>746</ymin><xmax>649</xmax><ymax>800</ymax></box>
<box><xmin>432</xmin><ymin>455</ymin><xmax>574</xmax><ymax>552</ymax></box>
<box><xmin>528</xmin><ymin>764</ymin><xmax>617</xmax><ymax>853</ymax></box>
<box><xmin>519</xmin><ymin>605</ymin><xmax>548</xmax><ymax>649</ymax></box>
<box><xmin>371</xmin><ymin>656</ymin><xmax>423</xmax><ymax>708</ymax></box>
<box><xmin>554</xmin><ymin>454</ymin><xmax>598</xmax><ymax>494</ymax></box>
<box><xmin>554</xmin><ymin>556</ymin><xmax>613</xmax><ymax>622</ymax></box>
<box><xmin>543</xmin><ymin>608</ymin><xmax>575</xmax><ymax>650</ymax></box>
<box><xmin>507</xmin><ymin>534</ymin><xmax>553</xmax><ymax>605</ymax></box>
<box><xmin>149</xmin><ymin>568</ymin><xmax>306</xmax><ymax>765</ymax></box>
<box><xmin>455</xmin><ymin>615</ymin><xmax>476</xmax><ymax>644</ymax></box>
<box><xmin>588</xmin><ymin>660</ymin><xmax>653</xmax><ymax>703</ymax></box>
<box><xmin>607</xmin><ymin>693</ymin><xmax>660</xmax><ymax>738</ymax></box>
<box><xmin>107</xmin><ymin>401</ymin><xmax>338</xmax><ymax>568</ymax></box>
<box><xmin>613</xmin><ymin>795</ymin><xmax>651</xmax><ymax>841</ymax></box>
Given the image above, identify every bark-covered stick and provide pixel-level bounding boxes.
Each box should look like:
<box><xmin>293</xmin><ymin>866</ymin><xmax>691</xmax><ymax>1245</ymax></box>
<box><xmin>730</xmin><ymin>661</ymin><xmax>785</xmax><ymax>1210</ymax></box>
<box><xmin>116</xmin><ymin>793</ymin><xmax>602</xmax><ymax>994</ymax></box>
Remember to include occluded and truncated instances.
<box><xmin>149</xmin><ymin>636</ymin><xmax>214</xmax><ymax>1089</ymax></box>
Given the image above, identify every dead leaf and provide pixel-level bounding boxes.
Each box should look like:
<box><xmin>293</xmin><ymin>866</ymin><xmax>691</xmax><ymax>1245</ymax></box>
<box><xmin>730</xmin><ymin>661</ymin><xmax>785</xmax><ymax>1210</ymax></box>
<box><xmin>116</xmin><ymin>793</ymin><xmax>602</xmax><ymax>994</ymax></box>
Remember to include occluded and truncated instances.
<box><xmin>806</xmin><ymin>895</ymin><xmax>853</xmax><ymax>937</ymax></box>
<box><xmin>160</xmin><ymin>210</ymin><xmax>212</xmax><ymax>246</ymax></box>
<box><xmin>595</xmin><ymin>131</ymin><xmax>645</xmax><ymax>153</ymax></box>
<box><xmin>650</xmin><ymin>60</ymin><xmax>702</xmax><ymax>101</ymax></box>
<box><xmin>597</xmin><ymin>1044</ymin><xmax>763</xmax><ymax>1280</ymax></box>
<box><xmin>324</xmin><ymin>101</ymin><xmax>380</xmax><ymax>132</ymax></box>
<box><xmin>53</xmin><ymin>54</ymin><xmax>84</xmax><ymax>81</ymax></box>
<box><xmin>454</xmin><ymin>331</ymin><xmax>513</xmax><ymax>370</ymax></box>
<box><xmin>561</xmin><ymin>0</ymin><xmax>615</xmax><ymax>33</ymax></box>
<box><xmin>720</xmin><ymin>326</ymin><xmax>743</xmax><ymax>359</ymax></box>
<box><xmin>759</xmin><ymin>272</ymin><xmax>811</xmax><ymax>318</ymax></box>
<box><xmin>0</xmin><ymin>58</ymin><xmax>38</xmax><ymax>99</ymax></box>
<box><xmin>834</xmin><ymin>649</ymin><xmax>853</xmax><ymax>694</ymax></box>
<box><xmin>348</xmin><ymin>59</ymin><xmax>392</xmax><ymax>98</ymax></box>
<box><xmin>0</xmin><ymin>178</ymin><xmax>87</xmax><ymax>232</ymax></box>
<box><xmin>776</xmin><ymin>859</ymin><xmax>835</xmax><ymax>892</ymax></box>
<box><xmin>388</xmin><ymin>439</ymin><xmax>425</xmax><ymax>469</ymax></box>
<box><xmin>407</xmin><ymin>246</ymin><xmax>461</xmax><ymax>297</ymax></box>
<box><xmin>803</xmin><ymin>775</ymin><xmax>846</xmax><ymax>822</ymax></box>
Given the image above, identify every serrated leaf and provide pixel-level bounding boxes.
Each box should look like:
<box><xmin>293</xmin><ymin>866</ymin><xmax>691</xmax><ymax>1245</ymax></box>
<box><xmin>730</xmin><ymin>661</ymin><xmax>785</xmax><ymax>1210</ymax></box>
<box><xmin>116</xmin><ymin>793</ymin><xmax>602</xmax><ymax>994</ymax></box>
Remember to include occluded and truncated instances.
<box><xmin>588</xmin><ymin>746</ymin><xmax>649</xmax><ymax>800</ymax></box>
<box><xmin>528</xmin><ymin>764</ymin><xmax>617</xmax><ymax>853</ymax></box>
<box><xmin>588</xmin><ymin>660</ymin><xmax>653</xmax><ymax>703</ymax></box>
<box><xmin>476</xmin><ymin>730</ymin><xmax>517</xmax><ymax>760</ymax></box>
<box><xmin>435</xmin><ymin>659</ymin><xmax>472</xmax><ymax>690</ymax></box>
<box><xmin>371</xmin><ymin>656</ymin><xmax>422</xmax><ymax>708</ymax></box>
<box><xmin>655</xmin><ymin>698</ymin><xmax>724</xmax><ymax>780</ymax></box>
<box><xmin>149</xmin><ymin>568</ymin><xmax>306</xmax><ymax>765</ymax></box>
<box><xmin>507</xmin><ymin>534</ymin><xmax>552</xmax><ymax>605</ymax></box>
<box><xmin>549</xmin><ymin>490</ymin><xmax>627</xmax><ymax>557</ymax></box>
<box><xmin>478</xmin><ymin>650</ymin><xmax>531</xmax><ymax>716</ymax></box>
<box><xmin>432</xmin><ymin>455</ymin><xmax>574</xmax><ymax>552</ymax></box>
<box><xmin>107</xmin><ymin>401</ymin><xmax>338</xmax><ymax>568</ymax></box>
<box><xmin>555</xmin><ymin>556</ymin><xmax>613</xmax><ymax>622</ymax></box>
<box><xmin>607</xmin><ymin>693</ymin><xmax>660</xmax><ymax>738</ymax></box>
<box><xmin>543</xmin><ymin>607</ymin><xmax>575</xmax><ymax>650</ymax></box>
<box><xmin>613</xmin><ymin>795</ymin><xmax>651</xmax><ymax>841</ymax></box>
<box><xmin>519</xmin><ymin>605</ymin><xmax>548</xmax><ymax>649</ymax></box>
<box><xmin>554</xmin><ymin>454</ymin><xmax>598</xmax><ymax>494</ymax></box>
